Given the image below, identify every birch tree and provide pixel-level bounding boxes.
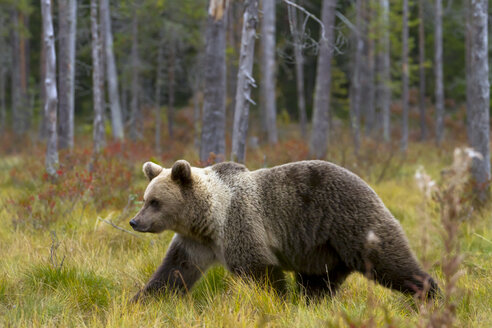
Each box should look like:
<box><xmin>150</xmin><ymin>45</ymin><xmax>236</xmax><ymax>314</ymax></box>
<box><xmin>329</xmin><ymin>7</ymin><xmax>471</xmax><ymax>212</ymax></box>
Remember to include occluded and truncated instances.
<box><xmin>418</xmin><ymin>0</ymin><xmax>427</xmax><ymax>141</ymax></box>
<box><xmin>231</xmin><ymin>0</ymin><xmax>258</xmax><ymax>163</ymax></box>
<box><xmin>57</xmin><ymin>0</ymin><xmax>77</xmax><ymax>150</ymax></box>
<box><xmin>287</xmin><ymin>5</ymin><xmax>307</xmax><ymax>138</ymax></box>
<box><xmin>101</xmin><ymin>0</ymin><xmax>124</xmax><ymax>140</ymax></box>
<box><xmin>129</xmin><ymin>10</ymin><xmax>140</xmax><ymax>141</ymax></box>
<box><xmin>435</xmin><ymin>0</ymin><xmax>444</xmax><ymax>144</ymax></box>
<box><xmin>350</xmin><ymin>0</ymin><xmax>363</xmax><ymax>154</ymax></box>
<box><xmin>0</xmin><ymin>12</ymin><xmax>8</xmax><ymax>134</ymax></box>
<box><xmin>379</xmin><ymin>0</ymin><xmax>390</xmax><ymax>141</ymax></box>
<box><xmin>200</xmin><ymin>0</ymin><xmax>227</xmax><ymax>163</ymax></box>
<box><xmin>155</xmin><ymin>28</ymin><xmax>164</xmax><ymax>154</ymax></box>
<box><xmin>309</xmin><ymin>0</ymin><xmax>336</xmax><ymax>159</ymax></box>
<box><xmin>260</xmin><ymin>0</ymin><xmax>277</xmax><ymax>145</ymax></box>
<box><xmin>41</xmin><ymin>0</ymin><xmax>58</xmax><ymax>176</ymax></box>
<box><xmin>467</xmin><ymin>0</ymin><xmax>490</xmax><ymax>200</ymax></box>
<box><xmin>91</xmin><ymin>0</ymin><xmax>105</xmax><ymax>153</ymax></box>
<box><xmin>401</xmin><ymin>0</ymin><xmax>409</xmax><ymax>152</ymax></box>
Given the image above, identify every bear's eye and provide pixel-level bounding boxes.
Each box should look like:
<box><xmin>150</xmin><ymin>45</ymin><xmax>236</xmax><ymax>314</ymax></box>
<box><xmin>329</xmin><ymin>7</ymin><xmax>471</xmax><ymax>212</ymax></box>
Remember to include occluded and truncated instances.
<box><xmin>149</xmin><ymin>199</ymin><xmax>159</xmax><ymax>207</ymax></box>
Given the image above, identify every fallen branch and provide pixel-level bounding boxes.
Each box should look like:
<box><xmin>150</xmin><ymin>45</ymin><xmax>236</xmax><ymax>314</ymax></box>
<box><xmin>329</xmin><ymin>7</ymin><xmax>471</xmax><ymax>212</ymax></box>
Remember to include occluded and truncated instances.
<box><xmin>97</xmin><ymin>216</ymin><xmax>142</xmax><ymax>238</ymax></box>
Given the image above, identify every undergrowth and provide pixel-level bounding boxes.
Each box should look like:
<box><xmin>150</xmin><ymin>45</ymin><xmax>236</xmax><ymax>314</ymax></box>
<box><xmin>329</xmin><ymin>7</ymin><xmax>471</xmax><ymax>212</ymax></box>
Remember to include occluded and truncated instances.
<box><xmin>0</xmin><ymin>112</ymin><xmax>491</xmax><ymax>327</ymax></box>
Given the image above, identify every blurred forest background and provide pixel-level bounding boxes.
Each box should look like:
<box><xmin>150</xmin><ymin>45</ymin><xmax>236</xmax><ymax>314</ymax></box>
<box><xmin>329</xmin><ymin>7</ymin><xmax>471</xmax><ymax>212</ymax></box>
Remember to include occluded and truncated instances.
<box><xmin>0</xmin><ymin>0</ymin><xmax>491</xmax><ymax>327</ymax></box>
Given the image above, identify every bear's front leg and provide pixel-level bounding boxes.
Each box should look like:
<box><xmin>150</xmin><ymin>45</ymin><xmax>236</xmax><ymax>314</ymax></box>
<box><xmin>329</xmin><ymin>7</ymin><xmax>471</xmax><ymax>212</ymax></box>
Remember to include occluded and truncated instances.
<box><xmin>132</xmin><ymin>234</ymin><xmax>215</xmax><ymax>302</ymax></box>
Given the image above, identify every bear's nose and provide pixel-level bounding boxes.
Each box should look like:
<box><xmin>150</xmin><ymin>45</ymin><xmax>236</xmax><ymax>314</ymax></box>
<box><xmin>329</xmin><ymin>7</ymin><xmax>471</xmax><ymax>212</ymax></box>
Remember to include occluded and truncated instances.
<box><xmin>129</xmin><ymin>219</ymin><xmax>138</xmax><ymax>229</ymax></box>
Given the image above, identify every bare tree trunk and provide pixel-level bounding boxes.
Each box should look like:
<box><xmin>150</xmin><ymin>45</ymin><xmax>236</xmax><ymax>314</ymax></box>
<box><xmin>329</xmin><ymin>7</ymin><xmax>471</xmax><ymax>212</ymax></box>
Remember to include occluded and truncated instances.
<box><xmin>350</xmin><ymin>0</ymin><xmax>363</xmax><ymax>154</ymax></box>
<box><xmin>19</xmin><ymin>12</ymin><xmax>31</xmax><ymax>133</ymax></box>
<box><xmin>418</xmin><ymin>0</ymin><xmax>427</xmax><ymax>141</ymax></box>
<box><xmin>168</xmin><ymin>37</ymin><xmax>175</xmax><ymax>139</ymax></box>
<box><xmin>467</xmin><ymin>0</ymin><xmax>490</xmax><ymax>200</ymax></box>
<box><xmin>101</xmin><ymin>0</ymin><xmax>124</xmax><ymax>141</ymax></box>
<box><xmin>41</xmin><ymin>0</ymin><xmax>58</xmax><ymax>177</ymax></box>
<box><xmin>0</xmin><ymin>66</ymin><xmax>5</xmax><ymax>134</ymax></box>
<box><xmin>231</xmin><ymin>0</ymin><xmax>258</xmax><ymax>163</ymax></box>
<box><xmin>129</xmin><ymin>11</ymin><xmax>140</xmax><ymax>141</ymax></box>
<box><xmin>0</xmin><ymin>13</ymin><xmax>7</xmax><ymax>134</ymax></box>
<box><xmin>364</xmin><ymin>6</ymin><xmax>376</xmax><ymax>136</ymax></box>
<box><xmin>401</xmin><ymin>0</ymin><xmax>409</xmax><ymax>152</ymax></box>
<box><xmin>260</xmin><ymin>0</ymin><xmax>277</xmax><ymax>145</ymax></box>
<box><xmin>11</xmin><ymin>10</ymin><xmax>26</xmax><ymax>135</ymax></box>
<box><xmin>287</xmin><ymin>5</ymin><xmax>307</xmax><ymax>139</ymax></box>
<box><xmin>58</xmin><ymin>0</ymin><xmax>77</xmax><ymax>150</ymax></box>
<box><xmin>309</xmin><ymin>0</ymin><xmax>336</xmax><ymax>159</ymax></box>
<box><xmin>435</xmin><ymin>0</ymin><xmax>444</xmax><ymax>145</ymax></box>
<box><xmin>193</xmin><ymin>80</ymin><xmax>201</xmax><ymax>152</ymax></box>
<box><xmin>155</xmin><ymin>29</ymin><xmax>164</xmax><ymax>155</ymax></box>
<box><xmin>200</xmin><ymin>1</ymin><xmax>227</xmax><ymax>164</ymax></box>
<box><xmin>379</xmin><ymin>0</ymin><xmax>391</xmax><ymax>141</ymax></box>
<box><xmin>91</xmin><ymin>0</ymin><xmax>105</xmax><ymax>153</ymax></box>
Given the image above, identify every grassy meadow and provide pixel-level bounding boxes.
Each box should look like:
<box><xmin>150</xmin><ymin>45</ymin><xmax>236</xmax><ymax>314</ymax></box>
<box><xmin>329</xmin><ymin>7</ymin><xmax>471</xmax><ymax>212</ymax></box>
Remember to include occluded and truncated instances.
<box><xmin>1</xmin><ymin>116</ymin><xmax>491</xmax><ymax>327</ymax></box>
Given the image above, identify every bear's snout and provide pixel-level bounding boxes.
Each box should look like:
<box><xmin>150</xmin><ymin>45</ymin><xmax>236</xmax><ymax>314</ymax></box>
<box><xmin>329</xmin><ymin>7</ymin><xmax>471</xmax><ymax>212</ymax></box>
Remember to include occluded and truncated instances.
<box><xmin>129</xmin><ymin>219</ymin><xmax>138</xmax><ymax>230</ymax></box>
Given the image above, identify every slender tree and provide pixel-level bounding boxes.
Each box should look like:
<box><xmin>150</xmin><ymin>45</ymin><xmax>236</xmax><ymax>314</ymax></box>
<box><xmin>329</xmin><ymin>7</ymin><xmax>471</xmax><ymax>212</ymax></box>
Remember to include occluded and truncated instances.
<box><xmin>435</xmin><ymin>0</ymin><xmax>444</xmax><ymax>144</ymax></box>
<box><xmin>401</xmin><ymin>0</ymin><xmax>409</xmax><ymax>152</ymax></box>
<box><xmin>101</xmin><ymin>0</ymin><xmax>124</xmax><ymax>140</ymax></box>
<box><xmin>91</xmin><ymin>0</ymin><xmax>105</xmax><ymax>153</ymax></box>
<box><xmin>168</xmin><ymin>35</ymin><xmax>176</xmax><ymax>139</ymax></box>
<box><xmin>467</xmin><ymin>0</ymin><xmax>490</xmax><ymax>200</ymax></box>
<box><xmin>379</xmin><ymin>0</ymin><xmax>391</xmax><ymax>141</ymax></box>
<box><xmin>154</xmin><ymin>27</ymin><xmax>164</xmax><ymax>154</ymax></box>
<box><xmin>350</xmin><ymin>0</ymin><xmax>363</xmax><ymax>154</ymax></box>
<box><xmin>200</xmin><ymin>0</ymin><xmax>227</xmax><ymax>163</ymax></box>
<box><xmin>57</xmin><ymin>0</ymin><xmax>77</xmax><ymax>150</ymax></box>
<box><xmin>309</xmin><ymin>0</ymin><xmax>336</xmax><ymax>158</ymax></box>
<box><xmin>129</xmin><ymin>10</ymin><xmax>140</xmax><ymax>141</ymax></box>
<box><xmin>364</xmin><ymin>3</ymin><xmax>376</xmax><ymax>136</ymax></box>
<box><xmin>11</xmin><ymin>9</ymin><xmax>25</xmax><ymax>135</ymax></box>
<box><xmin>260</xmin><ymin>0</ymin><xmax>277</xmax><ymax>145</ymax></box>
<box><xmin>287</xmin><ymin>5</ymin><xmax>307</xmax><ymax>138</ymax></box>
<box><xmin>418</xmin><ymin>0</ymin><xmax>427</xmax><ymax>141</ymax></box>
<box><xmin>41</xmin><ymin>0</ymin><xmax>58</xmax><ymax>176</ymax></box>
<box><xmin>0</xmin><ymin>12</ymin><xmax>8</xmax><ymax>134</ymax></box>
<box><xmin>231</xmin><ymin>0</ymin><xmax>258</xmax><ymax>163</ymax></box>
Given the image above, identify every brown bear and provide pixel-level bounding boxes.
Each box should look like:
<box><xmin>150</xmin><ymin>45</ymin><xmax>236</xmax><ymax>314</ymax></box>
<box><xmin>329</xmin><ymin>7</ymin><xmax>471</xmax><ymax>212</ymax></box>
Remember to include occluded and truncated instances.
<box><xmin>129</xmin><ymin>159</ymin><xmax>439</xmax><ymax>301</ymax></box>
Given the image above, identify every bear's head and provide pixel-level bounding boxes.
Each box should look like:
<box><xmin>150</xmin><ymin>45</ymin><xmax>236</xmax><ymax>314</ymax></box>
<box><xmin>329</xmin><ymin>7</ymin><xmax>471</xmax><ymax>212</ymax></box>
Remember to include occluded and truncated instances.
<box><xmin>129</xmin><ymin>160</ymin><xmax>194</xmax><ymax>233</ymax></box>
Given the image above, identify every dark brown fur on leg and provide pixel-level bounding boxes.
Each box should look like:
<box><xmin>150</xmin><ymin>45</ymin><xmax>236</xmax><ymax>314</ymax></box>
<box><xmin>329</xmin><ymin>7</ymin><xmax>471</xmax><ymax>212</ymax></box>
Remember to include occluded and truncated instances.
<box><xmin>296</xmin><ymin>265</ymin><xmax>352</xmax><ymax>299</ymax></box>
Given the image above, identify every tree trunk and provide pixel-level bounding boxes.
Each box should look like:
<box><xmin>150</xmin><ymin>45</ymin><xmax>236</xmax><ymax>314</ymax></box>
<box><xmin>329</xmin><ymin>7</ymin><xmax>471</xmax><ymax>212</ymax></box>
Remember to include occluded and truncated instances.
<box><xmin>418</xmin><ymin>0</ymin><xmax>427</xmax><ymax>141</ymax></box>
<box><xmin>231</xmin><ymin>0</ymin><xmax>258</xmax><ymax>163</ymax></box>
<box><xmin>309</xmin><ymin>0</ymin><xmax>336</xmax><ymax>159</ymax></box>
<box><xmin>41</xmin><ymin>0</ymin><xmax>59</xmax><ymax>177</ymax></box>
<box><xmin>260</xmin><ymin>0</ymin><xmax>277</xmax><ymax>145</ymax></box>
<box><xmin>401</xmin><ymin>0</ymin><xmax>409</xmax><ymax>152</ymax></box>
<box><xmin>155</xmin><ymin>29</ymin><xmax>164</xmax><ymax>155</ymax></box>
<box><xmin>287</xmin><ymin>5</ymin><xmax>307</xmax><ymax>139</ymax></box>
<box><xmin>193</xmin><ymin>79</ymin><xmax>201</xmax><ymax>152</ymax></box>
<box><xmin>379</xmin><ymin>0</ymin><xmax>391</xmax><ymax>141</ymax></box>
<box><xmin>435</xmin><ymin>0</ymin><xmax>444</xmax><ymax>145</ymax></box>
<box><xmin>0</xmin><ymin>13</ymin><xmax>7</xmax><ymax>134</ymax></box>
<box><xmin>91</xmin><ymin>0</ymin><xmax>105</xmax><ymax>153</ymax></box>
<box><xmin>129</xmin><ymin>11</ymin><xmax>140</xmax><ymax>141</ymax></box>
<box><xmin>168</xmin><ymin>38</ymin><xmax>175</xmax><ymax>139</ymax></box>
<box><xmin>467</xmin><ymin>0</ymin><xmax>490</xmax><ymax>200</ymax></box>
<box><xmin>0</xmin><ymin>66</ymin><xmax>5</xmax><ymax>134</ymax></box>
<box><xmin>58</xmin><ymin>0</ymin><xmax>77</xmax><ymax>150</ymax></box>
<box><xmin>350</xmin><ymin>0</ymin><xmax>363</xmax><ymax>154</ymax></box>
<box><xmin>200</xmin><ymin>1</ymin><xmax>227</xmax><ymax>164</ymax></box>
<box><xmin>364</xmin><ymin>5</ymin><xmax>376</xmax><ymax>137</ymax></box>
<box><xmin>101</xmin><ymin>0</ymin><xmax>124</xmax><ymax>141</ymax></box>
<box><xmin>11</xmin><ymin>10</ymin><xmax>27</xmax><ymax>135</ymax></box>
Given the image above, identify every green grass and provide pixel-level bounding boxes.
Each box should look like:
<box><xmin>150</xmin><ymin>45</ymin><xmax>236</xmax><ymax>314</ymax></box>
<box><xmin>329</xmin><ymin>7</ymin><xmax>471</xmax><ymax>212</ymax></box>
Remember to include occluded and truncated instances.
<box><xmin>1</xmin><ymin>137</ymin><xmax>491</xmax><ymax>327</ymax></box>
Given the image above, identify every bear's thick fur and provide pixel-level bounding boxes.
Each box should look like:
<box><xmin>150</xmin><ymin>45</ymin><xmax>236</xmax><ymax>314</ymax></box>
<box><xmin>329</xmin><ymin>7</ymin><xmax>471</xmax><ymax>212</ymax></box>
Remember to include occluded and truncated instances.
<box><xmin>129</xmin><ymin>160</ymin><xmax>439</xmax><ymax>301</ymax></box>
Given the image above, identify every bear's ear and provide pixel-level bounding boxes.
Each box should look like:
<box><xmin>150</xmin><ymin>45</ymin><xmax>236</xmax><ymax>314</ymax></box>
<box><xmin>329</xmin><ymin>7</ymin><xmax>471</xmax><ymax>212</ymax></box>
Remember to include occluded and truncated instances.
<box><xmin>143</xmin><ymin>162</ymin><xmax>163</xmax><ymax>181</ymax></box>
<box><xmin>171</xmin><ymin>160</ymin><xmax>192</xmax><ymax>185</ymax></box>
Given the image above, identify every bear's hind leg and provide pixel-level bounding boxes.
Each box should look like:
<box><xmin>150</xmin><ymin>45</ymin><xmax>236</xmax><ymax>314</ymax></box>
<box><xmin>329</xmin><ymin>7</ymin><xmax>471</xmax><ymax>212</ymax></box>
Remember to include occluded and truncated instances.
<box><xmin>296</xmin><ymin>264</ymin><xmax>351</xmax><ymax>299</ymax></box>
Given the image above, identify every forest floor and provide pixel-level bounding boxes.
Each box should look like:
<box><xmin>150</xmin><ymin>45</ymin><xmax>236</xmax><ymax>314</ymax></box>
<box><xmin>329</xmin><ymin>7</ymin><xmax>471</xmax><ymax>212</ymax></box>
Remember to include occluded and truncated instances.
<box><xmin>1</xmin><ymin>116</ymin><xmax>491</xmax><ymax>327</ymax></box>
